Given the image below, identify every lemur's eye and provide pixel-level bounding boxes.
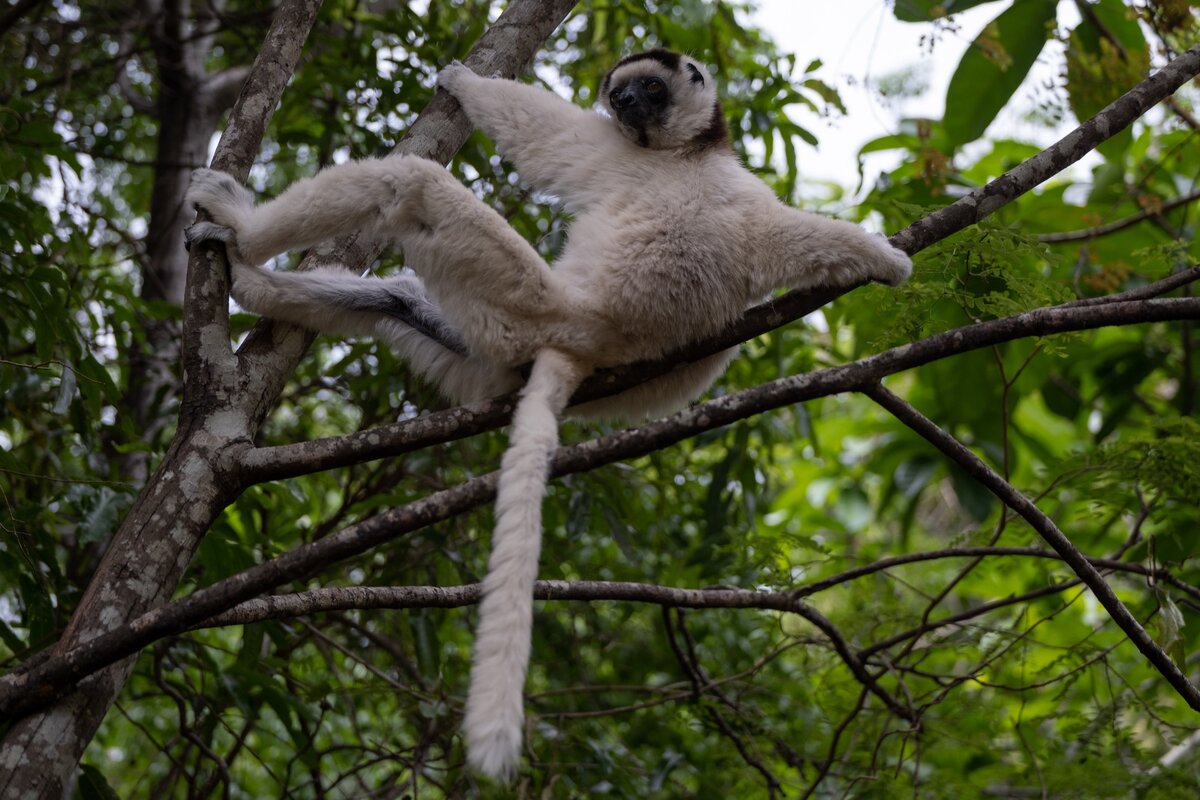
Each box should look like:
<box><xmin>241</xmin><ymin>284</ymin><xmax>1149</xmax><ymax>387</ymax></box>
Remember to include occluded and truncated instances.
<box><xmin>644</xmin><ymin>78</ymin><xmax>666</xmax><ymax>95</ymax></box>
<box><xmin>609</xmin><ymin>89</ymin><xmax>621</xmax><ymax>105</ymax></box>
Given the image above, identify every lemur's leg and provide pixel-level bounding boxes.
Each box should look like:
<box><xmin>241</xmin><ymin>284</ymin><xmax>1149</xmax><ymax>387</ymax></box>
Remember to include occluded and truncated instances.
<box><xmin>186</xmin><ymin>156</ymin><xmax>573</xmax><ymax>364</ymax></box>
<box><xmin>184</xmin><ymin>237</ymin><xmax>521</xmax><ymax>403</ymax></box>
<box><xmin>217</xmin><ymin>258</ymin><xmax>468</xmax><ymax>355</ymax></box>
<box><xmin>753</xmin><ymin>208</ymin><xmax>913</xmax><ymax>298</ymax></box>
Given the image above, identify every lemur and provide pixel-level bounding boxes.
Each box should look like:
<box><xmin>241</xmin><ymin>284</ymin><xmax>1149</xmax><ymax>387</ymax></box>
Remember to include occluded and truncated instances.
<box><xmin>185</xmin><ymin>49</ymin><xmax>912</xmax><ymax>778</ymax></box>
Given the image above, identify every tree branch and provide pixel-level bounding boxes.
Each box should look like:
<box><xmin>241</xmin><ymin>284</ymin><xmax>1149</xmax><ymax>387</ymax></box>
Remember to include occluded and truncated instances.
<box><xmin>1037</xmin><ymin>189</ymin><xmax>1200</xmax><ymax>244</ymax></box>
<box><xmin>7</xmin><ymin>292</ymin><xmax>1200</xmax><ymax>717</ymax></box>
<box><xmin>862</xmin><ymin>383</ymin><xmax>1200</xmax><ymax>711</ymax></box>
<box><xmin>238</xmin><ymin>206</ymin><xmax>1200</xmax><ymax>488</ymax></box>
<box><xmin>1060</xmin><ymin>263</ymin><xmax>1200</xmax><ymax>308</ymax></box>
<box><xmin>892</xmin><ymin>42</ymin><xmax>1200</xmax><ymax>254</ymax></box>
<box><xmin>181</xmin><ymin>0</ymin><xmax>325</xmax><ymax>377</ymax></box>
<box><xmin>228</xmin><ymin>42</ymin><xmax>1200</xmax><ymax>483</ymax></box>
<box><xmin>85</xmin><ymin>554</ymin><xmax>1141</xmax><ymax>630</ymax></box>
<box><xmin>241</xmin><ymin>290</ymin><xmax>1200</xmax><ymax>485</ymax></box>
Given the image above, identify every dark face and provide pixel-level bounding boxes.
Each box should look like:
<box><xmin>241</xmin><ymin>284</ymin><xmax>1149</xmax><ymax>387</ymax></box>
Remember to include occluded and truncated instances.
<box><xmin>608</xmin><ymin>75</ymin><xmax>670</xmax><ymax>147</ymax></box>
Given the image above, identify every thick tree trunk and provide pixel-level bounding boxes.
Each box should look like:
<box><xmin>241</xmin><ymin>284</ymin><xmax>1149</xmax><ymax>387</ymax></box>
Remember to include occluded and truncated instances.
<box><xmin>117</xmin><ymin>0</ymin><xmax>232</xmax><ymax>485</ymax></box>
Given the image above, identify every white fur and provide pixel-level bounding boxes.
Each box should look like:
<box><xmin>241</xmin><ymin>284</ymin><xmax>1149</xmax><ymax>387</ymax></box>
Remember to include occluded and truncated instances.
<box><xmin>462</xmin><ymin>348</ymin><xmax>584</xmax><ymax>778</ymax></box>
<box><xmin>185</xmin><ymin>51</ymin><xmax>913</xmax><ymax>779</ymax></box>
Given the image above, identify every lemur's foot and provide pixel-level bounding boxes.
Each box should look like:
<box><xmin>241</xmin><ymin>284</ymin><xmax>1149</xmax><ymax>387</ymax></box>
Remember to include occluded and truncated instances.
<box><xmin>184</xmin><ymin>221</ymin><xmax>237</xmax><ymax>252</ymax></box>
<box><xmin>186</xmin><ymin>168</ymin><xmax>255</xmax><ymax>228</ymax></box>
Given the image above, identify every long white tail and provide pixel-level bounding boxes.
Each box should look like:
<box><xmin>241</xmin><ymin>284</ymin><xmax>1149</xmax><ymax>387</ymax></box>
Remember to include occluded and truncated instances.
<box><xmin>463</xmin><ymin>348</ymin><xmax>586</xmax><ymax>779</ymax></box>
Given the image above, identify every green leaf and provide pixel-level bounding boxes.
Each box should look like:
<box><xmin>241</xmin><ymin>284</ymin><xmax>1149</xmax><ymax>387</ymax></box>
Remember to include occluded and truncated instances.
<box><xmin>0</xmin><ymin>616</ymin><xmax>24</xmax><ymax>653</ymax></box>
<box><xmin>1040</xmin><ymin>376</ymin><xmax>1082</xmax><ymax>421</ymax></box>
<box><xmin>1064</xmin><ymin>0</ymin><xmax>1149</xmax><ymax>161</ymax></box>
<box><xmin>18</xmin><ymin>574</ymin><xmax>55</xmax><ymax>642</ymax></box>
<box><xmin>236</xmin><ymin>623</ymin><xmax>267</xmax><ymax>672</ymax></box>
<box><xmin>833</xmin><ymin>486</ymin><xmax>873</xmax><ymax>533</ymax></box>
<box><xmin>76</xmin><ymin>764</ymin><xmax>121</xmax><ymax>800</ymax></box>
<box><xmin>949</xmin><ymin>464</ymin><xmax>996</xmax><ymax>522</ymax></box>
<box><xmin>894</xmin><ymin>456</ymin><xmax>939</xmax><ymax>499</ymax></box>
<box><xmin>894</xmin><ymin>0</ymin><xmax>1005</xmax><ymax>22</ymax></box>
<box><xmin>1083</xmin><ymin>0</ymin><xmax>1146</xmax><ymax>56</ymax></box>
<box><xmin>943</xmin><ymin>0</ymin><xmax>1058</xmax><ymax>146</ymax></box>
<box><xmin>410</xmin><ymin>610</ymin><xmax>441</xmax><ymax>677</ymax></box>
<box><xmin>194</xmin><ymin>528</ymin><xmax>257</xmax><ymax>583</ymax></box>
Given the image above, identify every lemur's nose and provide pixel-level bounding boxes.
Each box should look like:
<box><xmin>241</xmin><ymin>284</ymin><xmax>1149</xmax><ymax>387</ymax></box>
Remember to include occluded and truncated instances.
<box><xmin>613</xmin><ymin>86</ymin><xmax>638</xmax><ymax>109</ymax></box>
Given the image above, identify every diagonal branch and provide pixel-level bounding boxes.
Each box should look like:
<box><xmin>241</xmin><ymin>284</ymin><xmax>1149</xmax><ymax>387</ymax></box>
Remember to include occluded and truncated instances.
<box><xmin>891</xmin><ymin>42</ymin><xmax>1200</xmax><ymax>254</ymax></box>
<box><xmin>181</xmin><ymin>0</ymin><xmax>325</xmax><ymax>377</ymax></box>
<box><xmin>861</xmin><ymin>382</ymin><xmax>1200</xmax><ymax>711</ymax></box>
<box><xmin>240</xmin><ymin>266</ymin><xmax>1200</xmax><ymax>486</ymax></box>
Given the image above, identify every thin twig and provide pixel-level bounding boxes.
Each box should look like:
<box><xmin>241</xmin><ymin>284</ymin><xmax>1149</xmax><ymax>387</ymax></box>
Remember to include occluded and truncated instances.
<box><xmin>862</xmin><ymin>383</ymin><xmax>1200</xmax><ymax>711</ymax></box>
<box><xmin>663</xmin><ymin>609</ymin><xmax>781</xmax><ymax>798</ymax></box>
<box><xmin>1037</xmin><ymin>189</ymin><xmax>1200</xmax><ymax>243</ymax></box>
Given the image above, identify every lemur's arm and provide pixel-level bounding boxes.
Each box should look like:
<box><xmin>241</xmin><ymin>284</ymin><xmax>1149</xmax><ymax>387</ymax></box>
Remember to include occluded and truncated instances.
<box><xmin>751</xmin><ymin>206</ymin><xmax>913</xmax><ymax>299</ymax></box>
<box><xmin>438</xmin><ymin>63</ymin><xmax>622</xmax><ymax>210</ymax></box>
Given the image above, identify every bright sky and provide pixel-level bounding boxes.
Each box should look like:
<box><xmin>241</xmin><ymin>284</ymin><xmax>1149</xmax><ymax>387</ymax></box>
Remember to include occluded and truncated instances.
<box><xmin>750</xmin><ymin>0</ymin><xmax>1080</xmax><ymax>186</ymax></box>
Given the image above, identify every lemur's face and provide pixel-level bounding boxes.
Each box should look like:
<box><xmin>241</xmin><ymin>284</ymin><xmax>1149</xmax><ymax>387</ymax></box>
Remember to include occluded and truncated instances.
<box><xmin>601</xmin><ymin>49</ymin><xmax>728</xmax><ymax>151</ymax></box>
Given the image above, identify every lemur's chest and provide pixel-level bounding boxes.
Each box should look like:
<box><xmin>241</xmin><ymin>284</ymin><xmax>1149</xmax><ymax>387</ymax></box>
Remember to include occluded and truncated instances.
<box><xmin>556</xmin><ymin>195</ymin><xmax>755</xmax><ymax>354</ymax></box>
<box><xmin>563</xmin><ymin>175</ymin><xmax>747</xmax><ymax>270</ymax></box>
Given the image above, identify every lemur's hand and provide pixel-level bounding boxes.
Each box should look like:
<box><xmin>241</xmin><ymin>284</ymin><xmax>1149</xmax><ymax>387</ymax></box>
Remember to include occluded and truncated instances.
<box><xmin>437</xmin><ymin>61</ymin><xmax>476</xmax><ymax>97</ymax></box>
<box><xmin>867</xmin><ymin>233</ymin><xmax>913</xmax><ymax>287</ymax></box>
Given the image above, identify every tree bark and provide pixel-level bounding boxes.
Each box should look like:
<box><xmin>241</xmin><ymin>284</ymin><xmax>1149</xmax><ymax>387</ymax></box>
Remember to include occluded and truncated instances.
<box><xmin>119</xmin><ymin>0</ymin><xmax>251</xmax><ymax>484</ymax></box>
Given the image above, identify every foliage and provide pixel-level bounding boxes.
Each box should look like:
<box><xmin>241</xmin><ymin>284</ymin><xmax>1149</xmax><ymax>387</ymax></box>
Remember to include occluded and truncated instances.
<box><xmin>2</xmin><ymin>0</ymin><xmax>1200</xmax><ymax>797</ymax></box>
